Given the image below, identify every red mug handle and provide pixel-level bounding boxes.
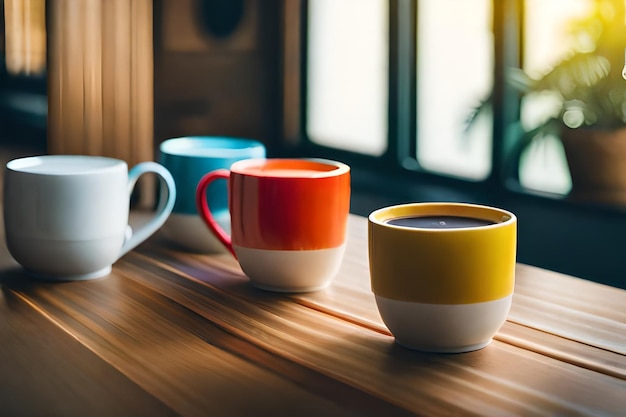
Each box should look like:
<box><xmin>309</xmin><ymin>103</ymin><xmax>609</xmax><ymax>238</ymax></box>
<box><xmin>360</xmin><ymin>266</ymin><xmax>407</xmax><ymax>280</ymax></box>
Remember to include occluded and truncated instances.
<box><xmin>196</xmin><ymin>169</ymin><xmax>236</xmax><ymax>258</ymax></box>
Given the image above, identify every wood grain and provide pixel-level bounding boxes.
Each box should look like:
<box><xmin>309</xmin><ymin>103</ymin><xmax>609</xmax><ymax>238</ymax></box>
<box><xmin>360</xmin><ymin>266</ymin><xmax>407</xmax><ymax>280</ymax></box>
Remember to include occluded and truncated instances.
<box><xmin>0</xmin><ymin>173</ymin><xmax>624</xmax><ymax>416</ymax></box>
<box><xmin>0</xmin><ymin>273</ymin><xmax>175</xmax><ymax>417</ymax></box>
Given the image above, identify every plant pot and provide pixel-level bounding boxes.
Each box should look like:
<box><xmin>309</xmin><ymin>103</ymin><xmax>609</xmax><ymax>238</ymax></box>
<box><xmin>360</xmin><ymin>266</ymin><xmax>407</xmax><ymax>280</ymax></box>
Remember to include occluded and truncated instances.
<box><xmin>560</xmin><ymin>126</ymin><xmax>626</xmax><ymax>206</ymax></box>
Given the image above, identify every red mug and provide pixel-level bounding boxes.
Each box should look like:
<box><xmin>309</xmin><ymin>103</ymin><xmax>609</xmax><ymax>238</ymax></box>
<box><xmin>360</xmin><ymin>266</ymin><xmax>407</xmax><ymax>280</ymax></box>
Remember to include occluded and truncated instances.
<box><xmin>196</xmin><ymin>158</ymin><xmax>351</xmax><ymax>292</ymax></box>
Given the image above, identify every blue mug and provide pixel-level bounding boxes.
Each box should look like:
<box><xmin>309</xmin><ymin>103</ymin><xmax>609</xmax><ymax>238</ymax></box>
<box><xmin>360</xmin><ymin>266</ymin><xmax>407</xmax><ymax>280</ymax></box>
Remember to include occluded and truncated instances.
<box><xmin>159</xmin><ymin>136</ymin><xmax>266</xmax><ymax>253</ymax></box>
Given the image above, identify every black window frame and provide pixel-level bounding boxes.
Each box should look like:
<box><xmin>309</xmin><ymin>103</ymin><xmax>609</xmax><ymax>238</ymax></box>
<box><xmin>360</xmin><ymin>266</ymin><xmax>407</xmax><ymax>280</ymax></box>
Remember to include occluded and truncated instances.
<box><xmin>278</xmin><ymin>0</ymin><xmax>626</xmax><ymax>290</ymax></box>
<box><xmin>295</xmin><ymin>0</ymin><xmax>525</xmax><ymax>195</ymax></box>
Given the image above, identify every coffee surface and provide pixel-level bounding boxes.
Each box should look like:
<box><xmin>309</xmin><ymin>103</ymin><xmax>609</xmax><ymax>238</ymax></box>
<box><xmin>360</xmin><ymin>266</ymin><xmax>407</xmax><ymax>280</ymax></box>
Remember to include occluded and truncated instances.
<box><xmin>386</xmin><ymin>215</ymin><xmax>494</xmax><ymax>229</ymax></box>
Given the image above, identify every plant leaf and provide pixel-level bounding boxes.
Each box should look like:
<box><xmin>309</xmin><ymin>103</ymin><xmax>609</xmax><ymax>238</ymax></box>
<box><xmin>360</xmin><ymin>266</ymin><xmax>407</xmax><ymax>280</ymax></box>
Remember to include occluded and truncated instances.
<box><xmin>505</xmin><ymin>68</ymin><xmax>536</xmax><ymax>93</ymax></box>
<box><xmin>533</xmin><ymin>53</ymin><xmax>610</xmax><ymax>94</ymax></box>
<box><xmin>464</xmin><ymin>91</ymin><xmax>493</xmax><ymax>133</ymax></box>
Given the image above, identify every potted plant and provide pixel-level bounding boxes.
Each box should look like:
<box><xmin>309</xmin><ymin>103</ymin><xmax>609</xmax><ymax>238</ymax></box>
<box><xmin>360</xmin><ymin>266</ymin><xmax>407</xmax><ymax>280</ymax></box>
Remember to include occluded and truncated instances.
<box><xmin>467</xmin><ymin>1</ymin><xmax>626</xmax><ymax>205</ymax></box>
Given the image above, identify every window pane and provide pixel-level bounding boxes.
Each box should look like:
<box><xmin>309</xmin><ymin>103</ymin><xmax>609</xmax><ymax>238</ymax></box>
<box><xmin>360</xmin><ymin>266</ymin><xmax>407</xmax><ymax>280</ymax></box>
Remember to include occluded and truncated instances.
<box><xmin>518</xmin><ymin>0</ymin><xmax>593</xmax><ymax>195</ymax></box>
<box><xmin>306</xmin><ymin>0</ymin><xmax>388</xmax><ymax>156</ymax></box>
<box><xmin>416</xmin><ymin>0</ymin><xmax>493</xmax><ymax>180</ymax></box>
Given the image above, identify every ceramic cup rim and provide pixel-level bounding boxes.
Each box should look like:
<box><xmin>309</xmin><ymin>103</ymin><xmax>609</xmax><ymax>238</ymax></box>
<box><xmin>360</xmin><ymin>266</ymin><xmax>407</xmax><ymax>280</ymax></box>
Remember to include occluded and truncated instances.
<box><xmin>229</xmin><ymin>158</ymin><xmax>350</xmax><ymax>179</ymax></box>
<box><xmin>159</xmin><ymin>136</ymin><xmax>265</xmax><ymax>159</ymax></box>
<box><xmin>368</xmin><ymin>202</ymin><xmax>517</xmax><ymax>232</ymax></box>
<box><xmin>6</xmin><ymin>155</ymin><xmax>125</xmax><ymax>176</ymax></box>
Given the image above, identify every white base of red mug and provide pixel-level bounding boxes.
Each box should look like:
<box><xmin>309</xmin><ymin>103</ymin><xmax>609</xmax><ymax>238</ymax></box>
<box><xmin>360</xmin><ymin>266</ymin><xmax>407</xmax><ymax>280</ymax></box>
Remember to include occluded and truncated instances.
<box><xmin>233</xmin><ymin>244</ymin><xmax>346</xmax><ymax>293</ymax></box>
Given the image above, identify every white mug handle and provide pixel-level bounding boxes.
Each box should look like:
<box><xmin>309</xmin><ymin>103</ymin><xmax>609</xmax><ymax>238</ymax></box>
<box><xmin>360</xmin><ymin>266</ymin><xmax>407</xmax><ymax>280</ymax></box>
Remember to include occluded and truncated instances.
<box><xmin>118</xmin><ymin>161</ymin><xmax>176</xmax><ymax>258</ymax></box>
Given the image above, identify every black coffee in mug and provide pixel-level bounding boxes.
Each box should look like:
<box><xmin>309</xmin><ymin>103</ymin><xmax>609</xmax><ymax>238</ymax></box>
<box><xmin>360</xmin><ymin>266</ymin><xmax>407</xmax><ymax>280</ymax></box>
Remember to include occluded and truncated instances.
<box><xmin>386</xmin><ymin>215</ymin><xmax>495</xmax><ymax>229</ymax></box>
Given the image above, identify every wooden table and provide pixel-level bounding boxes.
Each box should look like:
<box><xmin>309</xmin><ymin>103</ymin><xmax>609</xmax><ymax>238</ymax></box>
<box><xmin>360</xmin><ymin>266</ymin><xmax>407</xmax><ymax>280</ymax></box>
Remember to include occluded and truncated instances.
<box><xmin>1</xmin><ymin>213</ymin><xmax>625</xmax><ymax>416</ymax></box>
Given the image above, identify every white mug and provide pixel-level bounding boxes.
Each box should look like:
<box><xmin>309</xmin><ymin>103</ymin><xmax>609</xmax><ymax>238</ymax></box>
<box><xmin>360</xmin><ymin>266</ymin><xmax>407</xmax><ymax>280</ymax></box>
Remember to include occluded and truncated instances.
<box><xmin>3</xmin><ymin>155</ymin><xmax>176</xmax><ymax>280</ymax></box>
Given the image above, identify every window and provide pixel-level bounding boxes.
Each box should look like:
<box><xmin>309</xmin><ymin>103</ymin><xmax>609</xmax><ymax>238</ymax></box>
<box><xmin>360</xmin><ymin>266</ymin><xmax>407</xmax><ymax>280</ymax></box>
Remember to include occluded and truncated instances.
<box><xmin>301</xmin><ymin>0</ymin><xmax>626</xmax><ymax>197</ymax></box>
<box><xmin>287</xmin><ymin>0</ymin><xmax>626</xmax><ymax>289</ymax></box>
<box><xmin>306</xmin><ymin>0</ymin><xmax>388</xmax><ymax>156</ymax></box>
<box><xmin>303</xmin><ymin>0</ymin><xmax>499</xmax><ymax>181</ymax></box>
<box><xmin>416</xmin><ymin>0</ymin><xmax>493</xmax><ymax>180</ymax></box>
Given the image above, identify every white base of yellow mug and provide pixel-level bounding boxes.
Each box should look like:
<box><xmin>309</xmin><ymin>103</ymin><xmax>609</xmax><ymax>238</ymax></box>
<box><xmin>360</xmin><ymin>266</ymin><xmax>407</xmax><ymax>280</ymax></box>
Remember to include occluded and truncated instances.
<box><xmin>375</xmin><ymin>294</ymin><xmax>512</xmax><ymax>353</ymax></box>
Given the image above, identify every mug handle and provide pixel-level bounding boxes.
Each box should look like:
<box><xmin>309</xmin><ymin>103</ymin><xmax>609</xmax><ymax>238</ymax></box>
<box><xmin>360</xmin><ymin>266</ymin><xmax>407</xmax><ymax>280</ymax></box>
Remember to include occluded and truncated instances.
<box><xmin>118</xmin><ymin>161</ymin><xmax>176</xmax><ymax>258</ymax></box>
<box><xmin>196</xmin><ymin>169</ymin><xmax>236</xmax><ymax>258</ymax></box>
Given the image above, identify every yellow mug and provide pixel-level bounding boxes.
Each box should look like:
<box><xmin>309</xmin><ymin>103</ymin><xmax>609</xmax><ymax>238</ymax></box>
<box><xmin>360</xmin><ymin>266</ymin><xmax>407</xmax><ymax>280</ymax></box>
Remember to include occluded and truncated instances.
<box><xmin>368</xmin><ymin>202</ymin><xmax>517</xmax><ymax>353</ymax></box>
